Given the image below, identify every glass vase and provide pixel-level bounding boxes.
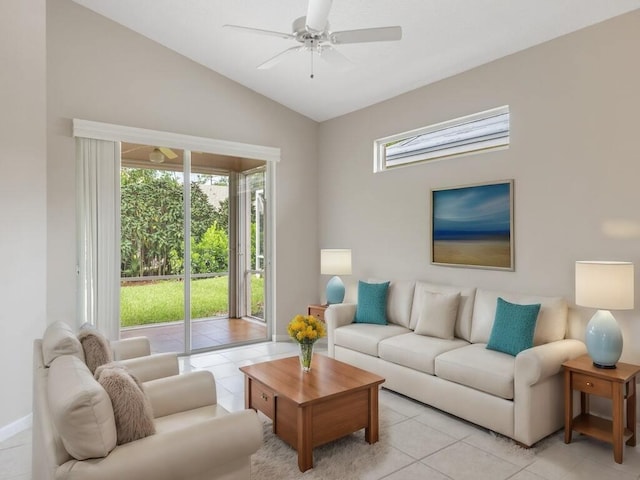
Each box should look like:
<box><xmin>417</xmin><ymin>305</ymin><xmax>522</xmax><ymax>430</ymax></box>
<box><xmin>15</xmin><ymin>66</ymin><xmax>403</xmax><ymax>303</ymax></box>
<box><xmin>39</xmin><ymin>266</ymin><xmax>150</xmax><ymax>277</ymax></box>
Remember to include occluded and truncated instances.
<box><xmin>299</xmin><ymin>342</ymin><xmax>314</xmax><ymax>372</ymax></box>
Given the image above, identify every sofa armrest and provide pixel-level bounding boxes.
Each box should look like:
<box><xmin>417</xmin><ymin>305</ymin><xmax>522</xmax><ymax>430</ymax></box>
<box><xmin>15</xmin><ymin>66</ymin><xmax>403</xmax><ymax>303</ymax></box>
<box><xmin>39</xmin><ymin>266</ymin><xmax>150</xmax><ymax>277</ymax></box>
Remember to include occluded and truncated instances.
<box><xmin>143</xmin><ymin>370</ymin><xmax>217</xmax><ymax>418</ymax></box>
<box><xmin>56</xmin><ymin>409</ymin><xmax>263</xmax><ymax>480</ymax></box>
<box><xmin>119</xmin><ymin>353</ymin><xmax>179</xmax><ymax>383</ymax></box>
<box><xmin>110</xmin><ymin>337</ymin><xmax>151</xmax><ymax>360</ymax></box>
<box><xmin>515</xmin><ymin>339</ymin><xmax>587</xmax><ymax>387</ymax></box>
<box><xmin>325</xmin><ymin>303</ymin><xmax>356</xmax><ymax>357</ymax></box>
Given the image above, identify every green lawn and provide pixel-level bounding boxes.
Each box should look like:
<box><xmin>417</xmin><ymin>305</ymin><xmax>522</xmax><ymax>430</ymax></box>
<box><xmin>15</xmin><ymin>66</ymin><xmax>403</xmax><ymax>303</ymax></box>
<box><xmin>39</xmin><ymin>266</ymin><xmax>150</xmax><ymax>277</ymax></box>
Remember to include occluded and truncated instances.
<box><xmin>120</xmin><ymin>276</ymin><xmax>264</xmax><ymax>327</ymax></box>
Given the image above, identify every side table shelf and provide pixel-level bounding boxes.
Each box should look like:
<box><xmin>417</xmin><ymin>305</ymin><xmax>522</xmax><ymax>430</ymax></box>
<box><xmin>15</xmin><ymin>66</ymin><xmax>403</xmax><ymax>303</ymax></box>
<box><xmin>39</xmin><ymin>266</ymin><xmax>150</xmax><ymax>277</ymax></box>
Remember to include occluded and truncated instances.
<box><xmin>571</xmin><ymin>412</ymin><xmax>633</xmax><ymax>445</ymax></box>
<box><xmin>563</xmin><ymin>354</ymin><xmax>640</xmax><ymax>464</ymax></box>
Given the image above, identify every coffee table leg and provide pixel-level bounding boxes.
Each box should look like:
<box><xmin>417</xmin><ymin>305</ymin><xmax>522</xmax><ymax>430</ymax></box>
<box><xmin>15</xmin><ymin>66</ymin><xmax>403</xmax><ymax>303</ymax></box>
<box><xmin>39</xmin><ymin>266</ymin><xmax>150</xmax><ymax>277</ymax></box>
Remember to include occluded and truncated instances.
<box><xmin>243</xmin><ymin>376</ymin><xmax>251</xmax><ymax>410</ymax></box>
<box><xmin>297</xmin><ymin>406</ymin><xmax>313</xmax><ymax>472</ymax></box>
<box><xmin>365</xmin><ymin>385</ymin><xmax>379</xmax><ymax>444</ymax></box>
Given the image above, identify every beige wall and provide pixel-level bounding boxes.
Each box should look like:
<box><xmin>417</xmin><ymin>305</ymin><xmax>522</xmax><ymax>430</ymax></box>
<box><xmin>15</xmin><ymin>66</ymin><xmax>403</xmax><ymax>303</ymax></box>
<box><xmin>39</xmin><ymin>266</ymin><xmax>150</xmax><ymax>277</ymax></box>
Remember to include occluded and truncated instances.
<box><xmin>318</xmin><ymin>11</ymin><xmax>640</xmax><ymax>364</ymax></box>
<box><xmin>3</xmin><ymin>0</ymin><xmax>639</xmax><ymax>432</ymax></box>
<box><xmin>0</xmin><ymin>0</ymin><xmax>47</xmax><ymax>428</ymax></box>
<box><xmin>46</xmin><ymin>0</ymin><xmax>319</xmax><ymax>341</ymax></box>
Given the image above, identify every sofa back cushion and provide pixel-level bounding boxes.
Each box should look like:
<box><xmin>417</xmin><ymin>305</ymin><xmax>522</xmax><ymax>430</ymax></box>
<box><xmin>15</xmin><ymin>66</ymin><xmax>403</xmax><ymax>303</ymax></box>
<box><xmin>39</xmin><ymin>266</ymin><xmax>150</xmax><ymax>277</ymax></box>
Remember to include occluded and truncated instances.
<box><xmin>410</xmin><ymin>282</ymin><xmax>477</xmax><ymax>341</ymax></box>
<box><xmin>369</xmin><ymin>279</ymin><xmax>415</xmax><ymax>328</ymax></box>
<box><xmin>470</xmin><ymin>288</ymin><xmax>567</xmax><ymax>345</ymax></box>
<box><xmin>42</xmin><ymin>321</ymin><xmax>85</xmax><ymax>367</ymax></box>
<box><xmin>48</xmin><ymin>355</ymin><xmax>117</xmax><ymax>460</ymax></box>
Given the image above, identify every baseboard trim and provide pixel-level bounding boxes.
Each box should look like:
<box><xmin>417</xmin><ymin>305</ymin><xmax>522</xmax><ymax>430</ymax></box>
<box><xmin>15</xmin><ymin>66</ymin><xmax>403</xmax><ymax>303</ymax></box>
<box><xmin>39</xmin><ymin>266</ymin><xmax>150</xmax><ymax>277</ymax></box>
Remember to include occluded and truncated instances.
<box><xmin>0</xmin><ymin>414</ymin><xmax>32</xmax><ymax>443</ymax></box>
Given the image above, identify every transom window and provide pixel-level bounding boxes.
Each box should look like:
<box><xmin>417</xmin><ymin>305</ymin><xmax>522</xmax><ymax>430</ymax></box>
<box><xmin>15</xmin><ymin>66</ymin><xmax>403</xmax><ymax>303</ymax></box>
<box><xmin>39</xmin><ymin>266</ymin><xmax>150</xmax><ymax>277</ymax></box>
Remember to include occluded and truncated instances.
<box><xmin>374</xmin><ymin>105</ymin><xmax>510</xmax><ymax>172</ymax></box>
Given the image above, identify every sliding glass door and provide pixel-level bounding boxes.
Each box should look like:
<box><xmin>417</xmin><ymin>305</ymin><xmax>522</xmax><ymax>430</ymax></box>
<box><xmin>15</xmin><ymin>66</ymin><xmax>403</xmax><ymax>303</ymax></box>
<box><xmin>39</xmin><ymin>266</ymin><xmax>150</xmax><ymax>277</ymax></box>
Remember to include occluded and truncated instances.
<box><xmin>119</xmin><ymin>143</ymin><xmax>269</xmax><ymax>353</ymax></box>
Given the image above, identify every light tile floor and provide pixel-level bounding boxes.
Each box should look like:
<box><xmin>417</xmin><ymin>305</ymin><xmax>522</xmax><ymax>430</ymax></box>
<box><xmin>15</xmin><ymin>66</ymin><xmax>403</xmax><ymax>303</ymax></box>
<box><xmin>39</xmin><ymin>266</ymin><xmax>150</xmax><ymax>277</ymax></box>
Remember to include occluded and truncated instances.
<box><xmin>3</xmin><ymin>342</ymin><xmax>640</xmax><ymax>479</ymax></box>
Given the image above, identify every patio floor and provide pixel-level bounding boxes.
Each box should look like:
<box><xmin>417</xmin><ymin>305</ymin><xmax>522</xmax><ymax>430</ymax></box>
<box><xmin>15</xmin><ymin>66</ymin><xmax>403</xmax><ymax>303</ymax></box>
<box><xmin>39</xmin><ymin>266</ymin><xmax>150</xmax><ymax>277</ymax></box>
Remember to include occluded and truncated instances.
<box><xmin>120</xmin><ymin>317</ymin><xmax>268</xmax><ymax>354</ymax></box>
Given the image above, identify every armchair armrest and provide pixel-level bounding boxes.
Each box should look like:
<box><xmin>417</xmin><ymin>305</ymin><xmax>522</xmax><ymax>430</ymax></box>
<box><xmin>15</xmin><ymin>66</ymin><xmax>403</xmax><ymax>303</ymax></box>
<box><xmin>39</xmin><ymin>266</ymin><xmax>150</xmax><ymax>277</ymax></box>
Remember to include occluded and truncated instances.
<box><xmin>143</xmin><ymin>370</ymin><xmax>217</xmax><ymax>418</ymax></box>
<box><xmin>56</xmin><ymin>409</ymin><xmax>263</xmax><ymax>480</ymax></box>
<box><xmin>325</xmin><ymin>303</ymin><xmax>356</xmax><ymax>357</ymax></box>
<box><xmin>119</xmin><ymin>353</ymin><xmax>179</xmax><ymax>383</ymax></box>
<box><xmin>110</xmin><ymin>337</ymin><xmax>151</xmax><ymax>360</ymax></box>
<box><xmin>515</xmin><ymin>339</ymin><xmax>587</xmax><ymax>387</ymax></box>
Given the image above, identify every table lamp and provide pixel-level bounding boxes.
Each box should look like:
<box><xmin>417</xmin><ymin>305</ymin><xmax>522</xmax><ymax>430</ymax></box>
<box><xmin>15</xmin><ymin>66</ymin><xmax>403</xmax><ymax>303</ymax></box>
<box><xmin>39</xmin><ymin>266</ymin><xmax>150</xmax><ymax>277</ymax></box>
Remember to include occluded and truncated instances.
<box><xmin>575</xmin><ymin>261</ymin><xmax>634</xmax><ymax>369</ymax></box>
<box><xmin>321</xmin><ymin>249</ymin><xmax>352</xmax><ymax>304</ymax></box>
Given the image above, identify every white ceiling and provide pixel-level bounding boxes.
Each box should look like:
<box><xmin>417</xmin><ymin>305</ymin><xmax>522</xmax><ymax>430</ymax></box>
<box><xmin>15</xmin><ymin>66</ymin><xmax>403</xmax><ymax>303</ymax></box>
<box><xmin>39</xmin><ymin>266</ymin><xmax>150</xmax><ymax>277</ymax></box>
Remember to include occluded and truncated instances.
<box><xmin>72</xmin><ymin>0</ymin><xmax>640</xmax><ymax>122</ymax></box>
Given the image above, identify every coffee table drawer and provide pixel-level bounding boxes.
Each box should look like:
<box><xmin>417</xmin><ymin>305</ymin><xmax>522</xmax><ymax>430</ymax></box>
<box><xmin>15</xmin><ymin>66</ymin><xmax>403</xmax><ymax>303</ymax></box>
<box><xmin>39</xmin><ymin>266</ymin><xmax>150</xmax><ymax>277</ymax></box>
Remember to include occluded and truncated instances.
<box><xmin>251</xmin><ymin>380</ymin><xmax>276</xmax><ymax>419</ymax></box>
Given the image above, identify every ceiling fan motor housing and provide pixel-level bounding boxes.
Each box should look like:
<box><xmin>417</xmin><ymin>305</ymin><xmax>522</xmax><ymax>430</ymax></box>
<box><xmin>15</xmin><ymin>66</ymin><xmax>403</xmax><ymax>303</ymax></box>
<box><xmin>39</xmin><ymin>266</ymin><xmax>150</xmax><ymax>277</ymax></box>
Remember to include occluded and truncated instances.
<box><xmin>294</xmin><ymin>16</ymin><xmax>328</xmax><ymax>43</ymax></box>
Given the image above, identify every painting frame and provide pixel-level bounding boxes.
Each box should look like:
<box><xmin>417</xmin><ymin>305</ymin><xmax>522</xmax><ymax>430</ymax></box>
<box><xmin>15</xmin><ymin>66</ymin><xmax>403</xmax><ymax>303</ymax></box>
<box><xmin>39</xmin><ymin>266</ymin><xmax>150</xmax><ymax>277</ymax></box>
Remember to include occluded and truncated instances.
<box><xmin>431</xmin><ymin>180</ymin><xmax>514</xmax><ymax>271</ymax></box>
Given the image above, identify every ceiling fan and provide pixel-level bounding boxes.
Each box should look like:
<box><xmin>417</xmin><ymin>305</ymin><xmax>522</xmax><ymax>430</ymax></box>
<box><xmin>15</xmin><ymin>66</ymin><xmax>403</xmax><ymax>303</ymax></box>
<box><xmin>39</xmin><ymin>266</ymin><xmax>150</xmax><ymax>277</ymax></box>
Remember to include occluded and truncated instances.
<box><xmin>224</xmin><ymin>0</ymin><xmax>402</xmax><ymax>78</ymax></box>
<box><xmin>148</xmin><ymin>147</ymin><xmax>178</xmax><ymax>164</ymax></box>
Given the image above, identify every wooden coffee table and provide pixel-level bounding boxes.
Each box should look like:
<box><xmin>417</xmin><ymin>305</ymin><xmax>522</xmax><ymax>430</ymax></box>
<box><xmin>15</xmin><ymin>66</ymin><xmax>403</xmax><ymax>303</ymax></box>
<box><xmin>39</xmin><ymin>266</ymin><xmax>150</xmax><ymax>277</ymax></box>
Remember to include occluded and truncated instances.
<box><xmin>240</xmin><ymin>353</ymin><xmax>385</xmax><ymax>472</ymax></box>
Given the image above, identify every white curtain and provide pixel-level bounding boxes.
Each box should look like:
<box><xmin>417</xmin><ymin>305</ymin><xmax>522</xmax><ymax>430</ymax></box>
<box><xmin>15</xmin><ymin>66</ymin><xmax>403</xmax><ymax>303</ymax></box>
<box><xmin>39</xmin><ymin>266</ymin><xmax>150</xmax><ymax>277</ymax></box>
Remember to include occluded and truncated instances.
<box><xmin>76</xmin><ymin>137</ymin><xmax>121</xmax><ymax>340</ymax></box>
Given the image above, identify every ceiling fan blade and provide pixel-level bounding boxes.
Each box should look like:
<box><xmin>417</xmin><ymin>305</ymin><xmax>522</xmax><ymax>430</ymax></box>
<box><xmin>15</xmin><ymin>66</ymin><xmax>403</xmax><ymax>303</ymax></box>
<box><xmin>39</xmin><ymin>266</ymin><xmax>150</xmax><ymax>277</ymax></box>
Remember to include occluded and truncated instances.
<box><xmin>306</xmin><ymin>0</ymin><xmax>333</xmax><ymax>33</ymax></box>
<box><xmin>158</xmin><ymin>147</ymin><xmax>178</xmax><ymax>160</ymax></box>
<box><xmin>318</xmin><ymin>45</ymin><xmax>352</xmax><ymax>69</ymax></box>
<box><xmin>330</xmin><ymin>26</ymin><xmax>402</xmax><ymax>44</ymax></box>
<box><xmin>121</xmin><ymin>145</ymin><xmax>145</xmax><ymax>155</ymax></box>
<box><xmin>257</xmin><ymin>46</ymin><xmax>304</xmax><ymax>70</ymax></box>
<box><xmin>223</xmin><ymin>24</ymin><xmax>294</xmax><ymax>40</ymax></box>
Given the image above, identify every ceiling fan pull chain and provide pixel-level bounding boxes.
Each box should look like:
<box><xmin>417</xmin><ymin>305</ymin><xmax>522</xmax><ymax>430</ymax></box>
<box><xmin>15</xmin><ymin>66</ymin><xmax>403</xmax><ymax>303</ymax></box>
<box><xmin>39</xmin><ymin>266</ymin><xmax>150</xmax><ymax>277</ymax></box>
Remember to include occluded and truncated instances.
<box><xmin>310</xmin><ymin>40</ymin><xmax>315</xmax><ymax>79</ymax></box>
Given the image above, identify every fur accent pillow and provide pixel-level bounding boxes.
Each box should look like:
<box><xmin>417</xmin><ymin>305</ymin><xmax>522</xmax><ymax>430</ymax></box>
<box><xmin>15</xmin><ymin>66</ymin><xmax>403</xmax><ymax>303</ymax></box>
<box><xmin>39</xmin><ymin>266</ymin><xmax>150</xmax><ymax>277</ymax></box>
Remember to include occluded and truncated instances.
<box><xmin>95</xmin><ymin>363</ymin><xmax>156</xmax><ymax>445</ymax></box>
<box><xmin>78</xmin><ymin>327</ymin><xmax>113</xmax><ymax>374</ymax></box>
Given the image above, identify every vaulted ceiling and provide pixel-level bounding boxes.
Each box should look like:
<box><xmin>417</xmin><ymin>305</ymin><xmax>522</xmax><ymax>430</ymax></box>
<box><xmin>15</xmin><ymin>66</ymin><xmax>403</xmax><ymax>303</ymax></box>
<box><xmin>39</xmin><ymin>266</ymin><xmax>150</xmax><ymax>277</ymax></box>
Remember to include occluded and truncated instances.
<box><xmin>72</xmin><ymin>0</ymin><xmax>640</xmax><ymax>122</ymax></box>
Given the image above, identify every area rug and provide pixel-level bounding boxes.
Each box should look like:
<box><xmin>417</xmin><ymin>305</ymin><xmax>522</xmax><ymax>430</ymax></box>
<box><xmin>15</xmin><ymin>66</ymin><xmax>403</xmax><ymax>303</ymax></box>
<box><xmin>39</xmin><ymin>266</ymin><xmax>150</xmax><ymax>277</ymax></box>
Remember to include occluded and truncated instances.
<box><xmin>250</xmin><ymin>422</ymin><xmax>391</xmax><ymax>479</ymax></box>
<box><xmin>250</xmin><ymin>419</ymin><xmax>547</xmax><ymax>480</ymax></box>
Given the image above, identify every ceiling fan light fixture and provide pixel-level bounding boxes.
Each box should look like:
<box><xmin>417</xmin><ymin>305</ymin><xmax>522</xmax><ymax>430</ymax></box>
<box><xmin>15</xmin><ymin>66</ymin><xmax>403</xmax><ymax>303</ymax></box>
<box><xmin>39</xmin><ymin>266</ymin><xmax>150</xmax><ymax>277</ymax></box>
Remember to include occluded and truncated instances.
<box><xmin>149</xmin><ymin>148</ymin><xmax>165</xmax><ymax>164</ymax></box>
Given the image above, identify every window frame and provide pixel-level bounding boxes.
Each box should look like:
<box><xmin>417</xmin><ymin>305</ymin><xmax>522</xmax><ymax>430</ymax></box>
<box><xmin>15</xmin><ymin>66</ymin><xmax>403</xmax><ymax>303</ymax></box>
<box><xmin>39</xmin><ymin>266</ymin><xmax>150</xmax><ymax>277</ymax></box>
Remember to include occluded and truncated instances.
<box><xmin>374</xmin><ymin>105</ymin><xmax>510</xmax><ymax>172</ymax></box>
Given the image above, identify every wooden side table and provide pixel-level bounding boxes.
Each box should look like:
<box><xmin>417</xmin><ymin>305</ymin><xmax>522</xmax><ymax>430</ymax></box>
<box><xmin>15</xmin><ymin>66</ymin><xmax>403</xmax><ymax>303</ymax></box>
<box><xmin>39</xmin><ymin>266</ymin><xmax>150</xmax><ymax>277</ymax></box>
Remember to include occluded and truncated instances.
<box><xmin>563</xmin><ymin>354</ymin><xmax>640</xmax><ymax>464</ymax></box>
<box><xmin>307</xmin><ymin>304</ymin><xmax>328</xmax><ymax>322</ymax></box>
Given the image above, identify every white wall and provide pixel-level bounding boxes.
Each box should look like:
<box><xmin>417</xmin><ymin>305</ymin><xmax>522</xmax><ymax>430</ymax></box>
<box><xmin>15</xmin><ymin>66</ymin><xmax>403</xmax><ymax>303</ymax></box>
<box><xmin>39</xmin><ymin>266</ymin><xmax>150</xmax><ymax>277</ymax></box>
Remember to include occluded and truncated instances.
<box><xmin>318</xmin><ymin>11</ymin><xmax>640</xmax><ymax>364</ymax></box>
<box><xmin>0</xmin><ymin>0</ymin><xmax>47</xmax><ymax>430</ymax></box>
<box><xmin>46</xmin><ymin>0</ymin><xmax>319</xmax><ymax>340</ymax></box>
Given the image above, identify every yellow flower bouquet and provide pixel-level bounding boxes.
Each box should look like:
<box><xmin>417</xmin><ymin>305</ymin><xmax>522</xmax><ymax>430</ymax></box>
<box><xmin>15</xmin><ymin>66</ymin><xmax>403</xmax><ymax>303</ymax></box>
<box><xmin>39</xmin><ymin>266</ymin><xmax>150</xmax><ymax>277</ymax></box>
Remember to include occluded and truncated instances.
<box><xmin>287</xmin><ymin>314</ymin><xmax>326</xmax><ymax>371</ymax></box>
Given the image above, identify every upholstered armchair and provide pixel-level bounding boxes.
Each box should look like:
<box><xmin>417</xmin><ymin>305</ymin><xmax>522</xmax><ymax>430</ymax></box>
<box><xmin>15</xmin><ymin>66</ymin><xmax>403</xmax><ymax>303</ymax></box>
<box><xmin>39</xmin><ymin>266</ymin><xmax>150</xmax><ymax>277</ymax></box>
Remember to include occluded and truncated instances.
<box><xmin>32</xmin><ymin>322</ymin><xmax>263</xmax><ymax>480</ymax></box>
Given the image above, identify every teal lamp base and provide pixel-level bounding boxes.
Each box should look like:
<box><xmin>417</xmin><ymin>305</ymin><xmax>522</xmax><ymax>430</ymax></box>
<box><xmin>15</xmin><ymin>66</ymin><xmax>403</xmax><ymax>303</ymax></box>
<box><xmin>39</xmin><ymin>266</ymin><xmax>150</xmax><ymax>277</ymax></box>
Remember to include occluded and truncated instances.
<box><xmin>585</xmin><ymin>309</ymin><xmax>623</xmax><ymax>369</ymax></box>
<box><xmin>326</xmin><ymin>276</ymin><xmax>345</xmax><ymax>304</ymax></box>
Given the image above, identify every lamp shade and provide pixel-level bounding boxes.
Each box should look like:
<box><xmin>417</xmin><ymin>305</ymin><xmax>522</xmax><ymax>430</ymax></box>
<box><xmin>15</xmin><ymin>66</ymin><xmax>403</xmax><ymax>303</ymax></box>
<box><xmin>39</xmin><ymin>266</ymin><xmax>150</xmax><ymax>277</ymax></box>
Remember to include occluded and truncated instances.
<box><xmin>575</xmin><ymin>261</ymin><xmax>634</xmax><ymax>310</ymax></box>
<box><xmin>320</xmin><ymin>249</ymin><xmax>352</xmax><ymax>275</ymax></box>
<box><xmin>575</xmin><ymin>260</ymin><xmax>634</xmax><ymax>369</ymax></box>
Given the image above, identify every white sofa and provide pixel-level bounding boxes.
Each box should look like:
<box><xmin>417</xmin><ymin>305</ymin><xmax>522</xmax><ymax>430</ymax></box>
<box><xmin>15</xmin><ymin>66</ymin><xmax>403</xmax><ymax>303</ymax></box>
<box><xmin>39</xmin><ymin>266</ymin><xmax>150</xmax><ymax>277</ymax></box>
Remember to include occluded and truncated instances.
<box><xmin>33</xmin><ymin>322</ymin><xmax>263</xmax><ymax>480</ymax></box>
<box><xmin>326</xmin><ymin>280</ymin><xmax>587</xmax><ymax>446</ymax></box>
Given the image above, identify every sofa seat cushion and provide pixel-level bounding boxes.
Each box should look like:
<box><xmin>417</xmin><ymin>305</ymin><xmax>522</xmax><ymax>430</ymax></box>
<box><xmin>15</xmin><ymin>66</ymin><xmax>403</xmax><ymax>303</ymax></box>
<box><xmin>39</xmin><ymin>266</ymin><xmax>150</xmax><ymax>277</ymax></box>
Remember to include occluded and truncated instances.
<box><xmin>154</xmin><ymin>404</ymin><xmax>227</xmax><ymax>433</ymax></box>
<box><xmin>434</xmin><ymin>343</ymin><xmax>515</xmax><ymax>400</ymax></box>
<box><xmin>334</xmin><ymin>324</ymin><xmax>411</xmax><ymax>356</ymax></box>
<box><xmin>379</xmin><ymin>333</ymin><xmax>469</xmax><ymax>375</ymax></box>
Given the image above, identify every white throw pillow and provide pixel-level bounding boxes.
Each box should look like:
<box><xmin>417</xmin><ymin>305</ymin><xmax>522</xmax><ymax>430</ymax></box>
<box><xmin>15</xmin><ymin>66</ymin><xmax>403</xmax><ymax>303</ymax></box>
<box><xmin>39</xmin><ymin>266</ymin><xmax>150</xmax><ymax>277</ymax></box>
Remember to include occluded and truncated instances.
<box><xmin>414</xmin><ymin>291</ymin><xmax>460</xmax><ymax>339</ymax></box>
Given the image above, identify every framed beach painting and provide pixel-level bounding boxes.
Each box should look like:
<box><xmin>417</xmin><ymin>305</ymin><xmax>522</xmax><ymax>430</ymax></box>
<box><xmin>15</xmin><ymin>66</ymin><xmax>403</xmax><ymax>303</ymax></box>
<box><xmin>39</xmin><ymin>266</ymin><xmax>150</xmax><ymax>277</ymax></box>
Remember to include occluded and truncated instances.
<box><xmin>431</xmin><ymin>180</ymin><xmax>514</xmax><ymax>270</ymax></box>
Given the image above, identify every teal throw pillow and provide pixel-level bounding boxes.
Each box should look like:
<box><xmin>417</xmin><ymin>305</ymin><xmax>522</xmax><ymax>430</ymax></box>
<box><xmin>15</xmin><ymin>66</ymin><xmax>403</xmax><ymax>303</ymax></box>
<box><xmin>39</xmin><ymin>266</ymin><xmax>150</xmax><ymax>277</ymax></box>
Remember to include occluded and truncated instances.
<box><xmin>486</xmin><ymin>297</ymin><xmax>541</xmax><ymax>356</ymax></box>
<box><xmin>354</xmin><ymin>281</ymin><xmax>390</xmax><ymax>325</ymax></box>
